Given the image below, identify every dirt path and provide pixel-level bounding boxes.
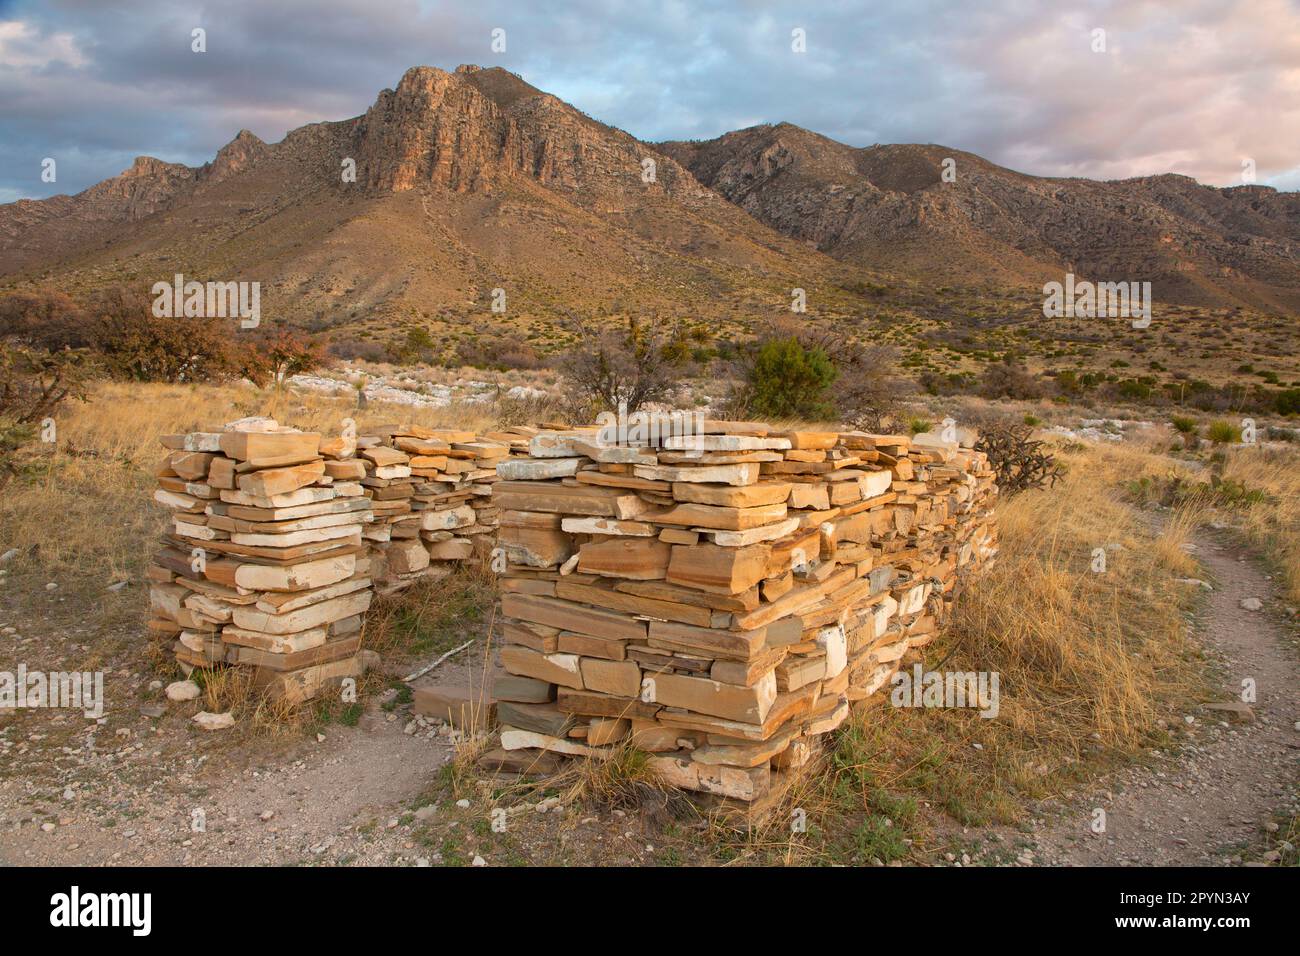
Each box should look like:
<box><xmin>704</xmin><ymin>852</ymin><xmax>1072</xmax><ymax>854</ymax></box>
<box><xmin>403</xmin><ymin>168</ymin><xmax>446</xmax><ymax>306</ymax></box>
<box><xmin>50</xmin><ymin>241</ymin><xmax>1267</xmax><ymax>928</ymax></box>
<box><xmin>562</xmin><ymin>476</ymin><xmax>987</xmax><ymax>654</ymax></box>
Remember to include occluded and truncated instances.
<box><xmin>0</xmin><ymin>567</ymin><xmax>679</xmax><ymax>868</ymax></box>
<box><xmin>1011</xmin><ymin>531</ymin><xmax>1299</xmax><ymax>865</ymax></box>
<box><xmin>0</xmin><ymin>683</ymin><xmax>461</xmax><ymax>866</ymax></box>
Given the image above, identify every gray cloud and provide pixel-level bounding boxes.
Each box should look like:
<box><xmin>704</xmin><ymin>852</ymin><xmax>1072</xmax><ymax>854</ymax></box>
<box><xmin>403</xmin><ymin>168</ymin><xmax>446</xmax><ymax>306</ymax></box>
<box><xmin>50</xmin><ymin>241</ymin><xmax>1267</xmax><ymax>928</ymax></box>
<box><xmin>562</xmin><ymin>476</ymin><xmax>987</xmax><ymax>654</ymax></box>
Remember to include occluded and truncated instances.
<box><xmin>2</xmin><ymin>0</ymin><xmax>1296</xmax><ymax>201</ymax></box>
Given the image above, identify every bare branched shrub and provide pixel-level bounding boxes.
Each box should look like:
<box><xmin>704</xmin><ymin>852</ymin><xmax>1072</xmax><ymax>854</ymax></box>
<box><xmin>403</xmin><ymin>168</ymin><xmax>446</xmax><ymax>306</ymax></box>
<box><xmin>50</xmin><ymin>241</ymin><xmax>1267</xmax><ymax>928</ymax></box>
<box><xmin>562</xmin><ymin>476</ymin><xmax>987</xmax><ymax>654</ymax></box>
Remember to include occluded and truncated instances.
<box><xmin>557</xmin><ymin>315</ymin><xmax>683</xmax><ymax>415</ymax></box>
<box><xmin>456</xmin><ymin>333</ymin><xmax>543</xmax><ymax>370</ymax></box>
<box><xmin>974</xmin><ymin>418</ymin><xmax>1063</xmax><ymax>496</ymax></box>
<box><xmin>979</xmin><ymin>358</ymin><xmax>1044</xmax><ymax>400</ymax></box>
<box><xmin>803</xmin><ymin>332</ymin><xmax>906</xmax><ymax>431</ymax></box>
<box><xmin>0</xmin><ymin>344</ymin><xmax>91</xmax><ymax>490</ymax></box>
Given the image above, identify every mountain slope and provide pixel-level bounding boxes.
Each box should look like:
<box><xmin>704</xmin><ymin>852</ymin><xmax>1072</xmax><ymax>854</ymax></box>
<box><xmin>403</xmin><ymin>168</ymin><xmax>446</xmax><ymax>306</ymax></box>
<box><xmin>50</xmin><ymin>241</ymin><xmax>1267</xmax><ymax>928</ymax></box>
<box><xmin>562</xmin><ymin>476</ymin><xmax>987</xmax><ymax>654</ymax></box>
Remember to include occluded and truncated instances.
<box><xmin>2</xmin><ymin>65</ymin><xmax>1296</xmax><ymax>344</ymax></box>
<box><xmin>0</xmin><ymin>66</ymin><xmax>844</xmax><ymax>343</ymax></box>
<box><xmin>660</xmin><ymin>124</ymin><xmax>1300</xmax><ymax>311</ymax></box>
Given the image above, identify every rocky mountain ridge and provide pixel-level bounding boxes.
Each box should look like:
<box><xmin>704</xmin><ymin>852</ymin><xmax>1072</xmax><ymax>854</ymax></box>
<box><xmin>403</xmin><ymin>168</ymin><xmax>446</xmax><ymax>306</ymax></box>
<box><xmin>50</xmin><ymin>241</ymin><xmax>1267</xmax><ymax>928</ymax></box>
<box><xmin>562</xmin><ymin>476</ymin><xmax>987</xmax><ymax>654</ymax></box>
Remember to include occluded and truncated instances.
<box><xmin>3</xmin><ymin>65</ymin><xmax>1296</xmax><ymax>314</ymax></box>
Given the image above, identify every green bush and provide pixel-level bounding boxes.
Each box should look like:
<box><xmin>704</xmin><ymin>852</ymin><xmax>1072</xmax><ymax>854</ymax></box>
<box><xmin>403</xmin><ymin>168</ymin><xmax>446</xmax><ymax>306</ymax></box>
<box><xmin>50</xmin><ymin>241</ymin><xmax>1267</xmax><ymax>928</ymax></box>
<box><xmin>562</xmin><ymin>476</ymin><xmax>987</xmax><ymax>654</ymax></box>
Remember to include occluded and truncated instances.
<box><xmin>744</xmin><ymin>337</ymin><xmax>837</xmax><ymax>421</ymax></box>
<box><xmin>1170</xmin><ymin>415</ymin><xmax>1198</xmax><ymax>435</ymax></box>
<box><xmin>1116</xmin><ymin>379</ymin><xmax>1151</xmax><ymax>400</ymax></box>
<box><xmin>1206</xmin><ymin>420</ymin><xmax>1239</xmax><ymax>444</ymax></box>
<box><xmin>1277</xmin><ymin>389</ymin><xmax>1300</xmax><ymax>416</ymax></box>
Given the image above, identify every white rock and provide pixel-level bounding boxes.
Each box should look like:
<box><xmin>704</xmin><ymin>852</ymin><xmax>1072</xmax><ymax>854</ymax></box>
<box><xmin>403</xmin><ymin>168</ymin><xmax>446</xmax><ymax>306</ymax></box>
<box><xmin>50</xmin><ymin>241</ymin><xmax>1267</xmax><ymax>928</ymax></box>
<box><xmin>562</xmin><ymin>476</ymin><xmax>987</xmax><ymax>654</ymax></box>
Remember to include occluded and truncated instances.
<box><xmin>471</xmin><ymin>855</ymin><xmax>486</xmax><ymax>867</ymax></box>
<box><xmin>166</xmin><ymin>680</ymin><xmax>201</xmax><ymax>702</ymax></box>
<box><xmin>1240</xmin><ymin>597</ymin><xmax>1263</xmax><ymax>611</ymax></box>
<box><xmin>191</xmin><ymin>711</ymin><xmax>235</xmax><ymax>731</ymax></box>
<box><xmin>223</xmin><ymin>416</ymin><xmax>280</xmax><ymax>433</ymax></box>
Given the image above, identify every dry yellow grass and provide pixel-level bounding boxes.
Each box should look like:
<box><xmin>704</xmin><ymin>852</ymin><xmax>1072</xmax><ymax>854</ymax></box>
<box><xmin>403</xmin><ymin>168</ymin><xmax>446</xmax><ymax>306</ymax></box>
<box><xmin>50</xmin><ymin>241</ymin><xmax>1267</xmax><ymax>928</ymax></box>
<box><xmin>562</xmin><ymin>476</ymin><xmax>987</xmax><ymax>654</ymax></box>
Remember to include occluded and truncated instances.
<box><xmin>1220</xmin><ymin>445</ymin><xmax>1300</xmax><ymax>604</ymax></box>
<box><xmin>723</xmin><ymin>437</ymin><xmax>1214</xmax><ymax>863</ymax></box>
<box><xmin>0</xmin><ymin>380</ymin><xmax>502</xmax><ymax>579</ymax></box>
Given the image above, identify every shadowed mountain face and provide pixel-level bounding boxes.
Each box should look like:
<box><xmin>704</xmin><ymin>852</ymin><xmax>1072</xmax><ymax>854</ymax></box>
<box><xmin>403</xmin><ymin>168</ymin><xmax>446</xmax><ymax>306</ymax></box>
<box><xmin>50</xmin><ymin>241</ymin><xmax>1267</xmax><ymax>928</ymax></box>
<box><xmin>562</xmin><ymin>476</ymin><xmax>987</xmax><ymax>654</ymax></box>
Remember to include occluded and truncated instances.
<box><xmin>2</xmin><ymin>65</ymin><xmax>1297</xmax><ymax>329</ymax></box>
<box><xmin>660</xmin><ymin>124</ymin><xmax>1300</xmax><ymax>312</ymax></box>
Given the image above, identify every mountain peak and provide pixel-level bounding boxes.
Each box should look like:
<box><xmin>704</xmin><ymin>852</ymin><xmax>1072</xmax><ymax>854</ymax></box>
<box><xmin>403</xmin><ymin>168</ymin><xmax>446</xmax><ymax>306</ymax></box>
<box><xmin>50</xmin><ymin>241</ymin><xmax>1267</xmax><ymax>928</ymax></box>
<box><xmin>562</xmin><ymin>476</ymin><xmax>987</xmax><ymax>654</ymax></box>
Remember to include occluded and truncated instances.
<box><xmin>126</xmin><ymin>155</ymin><xmax>182</xmax><ymax>176</ymax></box>
<box><xmin>209</xmin><ymin>128</ymin><xmax>269</xmax><ymax>181</ymax></box>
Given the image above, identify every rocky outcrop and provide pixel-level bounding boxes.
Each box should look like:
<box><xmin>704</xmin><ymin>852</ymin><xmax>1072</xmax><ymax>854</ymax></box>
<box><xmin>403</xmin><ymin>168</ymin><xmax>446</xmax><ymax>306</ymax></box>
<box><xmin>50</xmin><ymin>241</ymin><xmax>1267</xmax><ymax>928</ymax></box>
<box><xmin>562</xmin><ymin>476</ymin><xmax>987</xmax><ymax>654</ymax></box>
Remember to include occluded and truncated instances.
<box><xmin>349</xmin><ymin>65</ymin><xmax>692</xmax><ymax>198</ymax></box>
<box><xmin>207</xmin><ymin>129</ymin><xmax>270</xmax><ymax>182</ymax></box>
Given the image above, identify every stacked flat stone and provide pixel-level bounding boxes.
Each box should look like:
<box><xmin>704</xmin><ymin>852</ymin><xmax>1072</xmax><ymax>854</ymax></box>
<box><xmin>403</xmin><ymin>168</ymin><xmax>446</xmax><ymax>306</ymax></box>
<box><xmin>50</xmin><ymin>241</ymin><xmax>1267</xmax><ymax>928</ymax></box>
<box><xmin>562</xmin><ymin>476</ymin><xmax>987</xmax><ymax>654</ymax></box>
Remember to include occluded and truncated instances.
<box><xmin>356</xmin><ymin>424</ymin><xmax>530</xmax><ymax>594</ymax></box>
<box><xmin>147</xmin><ymin>418</ymin><xmax>373</xmax><ymax>704</ymax></box>
<box><xmin>483</xmin><ymin>421</ymin><xmax>998</xmax><ymax>802</ymax></box>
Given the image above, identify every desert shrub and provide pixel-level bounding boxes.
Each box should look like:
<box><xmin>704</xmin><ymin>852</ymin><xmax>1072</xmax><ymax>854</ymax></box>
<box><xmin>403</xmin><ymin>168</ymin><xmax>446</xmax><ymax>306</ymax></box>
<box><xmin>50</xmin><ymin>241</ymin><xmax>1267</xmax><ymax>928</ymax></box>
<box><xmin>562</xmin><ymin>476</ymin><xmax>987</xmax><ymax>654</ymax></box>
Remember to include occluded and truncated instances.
<box><xmin>1115</xmin><ymin>379</ymin><xmax>1152</xmax><ymax>401</ymax></box>
<box><xmin>89</xmin><ymin>308</ymin><xmax>242</xmax><ymax>382</ymax></box>
<box><xmin>738</xmin><ymin>336</ymin><xmax>837</xmax><ymax>421</ymax></box>
<box><xmin>839</xmin><ymin>279</ymin><xmax>889</xmax><ymax>297</ymax></box>
<box><xmin>239</xmin><ymin>327</ymin><xmax>325</xmax><ymax>389</ymax></box>
<box><xmin>0</xmin><ymin>345</ymin><xmax>90</xmax><ymax>489</ymax></box>
<box><xmin>919</xmin><ymin>369</ymin><xmax>976</xmax><ymax>396</ymax></box>
<box><xmin>803</xmin><ymin>334</ymin><xmax>905</xmax><ymax>431</ymax></box>
<box><xmin>0</xmin><ymin>287</ymin><xmax>88</xmax><ymax>350</ymax></box>
<box><xmin>1277</xmin><ymin>389</ymin><xmax>1300</xmax><ymax>416</ymax></box>
<box><xmin>907</xmin><ymin>418</ymin><xmax>932</xmax><ymax>435</ymax></box>
<box><xmin>1206</xmin><ymin>420</ymin><xmax>1239</xmax><ymax>444</ymax></box>
<box><xmin>394</xmin><ymin>328</ymin><xmax>438</xmax><ymax>365</ymax></box>
<box><xmin>557</xmin><ymin>315</ymin><xmax>682</xmax><ymax>414</ymax></box>
<box><xmin>979</xmin><ymin>359</ymin><xmax>1043</xmax><ymax>400</ymax></box>
<box><xmin>456</xmin><ymin>333</ymin><xmax>543</xmax><ymax>371</ymax></box>
<box><xmin>1170</xmin><ymin>415</ymin><xmax>1198</xmax><ymax>435</ymax></box>
<box><xmin>493</xmin><ymin>390</ymin><xmax>569</xmax><ymax>428</ymax></box>
<box><xmin>974</xmin><ymin>418</ymin><xmax>1062</xmax><ymax>496</ymax></box>
<box><xmin>1127</xmin><ymin>473</ymin><xmax>1267</xmax><ymax>510</ymax></box>
<box><xmin>3</xmin><ymin>285</ymin><xmax>327</xmax><ymax>385</ymax></box>
<box><xmin>35</xmin><ymin>285</ymin><xmax>244</xmax><ymax>382</ymax></box>
<box><xmin>1051</xmin><ymin>370</ymin><xmax>1081</xmax><ymax>396</ymax></box>
<box><xmin>329</xmin><ymin>337</ymin><xmax>389</xmax><ymax>363</ymax></box>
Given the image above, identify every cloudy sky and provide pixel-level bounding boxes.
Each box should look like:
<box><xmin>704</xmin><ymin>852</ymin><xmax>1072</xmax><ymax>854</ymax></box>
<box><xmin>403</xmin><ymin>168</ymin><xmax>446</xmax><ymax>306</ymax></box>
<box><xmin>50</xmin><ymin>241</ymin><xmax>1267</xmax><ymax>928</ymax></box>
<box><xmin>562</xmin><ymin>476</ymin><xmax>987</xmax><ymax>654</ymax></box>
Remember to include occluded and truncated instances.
<box><xmin>2</xmin><ymin>0</ymin><xmax>1298</xmax><ymax>203</ymax></box>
